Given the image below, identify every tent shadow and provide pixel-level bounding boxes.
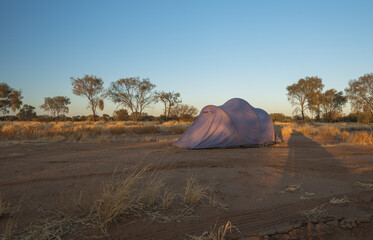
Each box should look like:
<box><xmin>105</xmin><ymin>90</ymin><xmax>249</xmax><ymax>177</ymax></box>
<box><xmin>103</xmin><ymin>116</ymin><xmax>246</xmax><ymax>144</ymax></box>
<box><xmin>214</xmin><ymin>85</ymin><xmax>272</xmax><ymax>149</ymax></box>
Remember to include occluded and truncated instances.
<box><xmin>279</xmin><ymin>130</ymin><xmax>351</xmax><ymax>187</ymax></box>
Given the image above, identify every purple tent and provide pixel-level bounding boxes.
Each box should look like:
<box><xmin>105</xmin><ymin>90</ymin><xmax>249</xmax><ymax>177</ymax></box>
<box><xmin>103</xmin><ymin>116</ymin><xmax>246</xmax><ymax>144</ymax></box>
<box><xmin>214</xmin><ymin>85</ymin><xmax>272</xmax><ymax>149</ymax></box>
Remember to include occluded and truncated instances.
<box><xmin>173</xmin><ymin>98</ymin><xmax>275</xmax><ymax>149</ymax></box>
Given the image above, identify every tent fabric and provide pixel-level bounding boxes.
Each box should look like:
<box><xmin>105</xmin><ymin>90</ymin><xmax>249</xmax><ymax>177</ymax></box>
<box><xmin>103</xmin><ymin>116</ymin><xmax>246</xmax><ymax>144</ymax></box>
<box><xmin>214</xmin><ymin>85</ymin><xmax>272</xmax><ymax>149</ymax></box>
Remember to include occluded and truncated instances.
<box><xmin>173</xmin><ymin>98</ymin><xmax>275</xmax><ymax>149</ymax></box>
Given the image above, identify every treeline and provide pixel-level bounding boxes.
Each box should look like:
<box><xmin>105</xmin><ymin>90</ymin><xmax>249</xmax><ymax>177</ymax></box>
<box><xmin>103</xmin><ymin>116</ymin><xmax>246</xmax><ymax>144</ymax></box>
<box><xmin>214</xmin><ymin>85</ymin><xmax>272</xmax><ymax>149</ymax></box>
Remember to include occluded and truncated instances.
<box><xmin>286</xmin><ymin>73</ymin><xmax>373</xmax><ymax>123</ymax></box>
<box><xmin>269</xmin><ymin>112</ymin><xmax>371</xmax><ymax>123</ymax></box>
<box><xmin>0</xmin><ymin>75</ymin><xmax>198</xmax><ymax>122</ymax></box>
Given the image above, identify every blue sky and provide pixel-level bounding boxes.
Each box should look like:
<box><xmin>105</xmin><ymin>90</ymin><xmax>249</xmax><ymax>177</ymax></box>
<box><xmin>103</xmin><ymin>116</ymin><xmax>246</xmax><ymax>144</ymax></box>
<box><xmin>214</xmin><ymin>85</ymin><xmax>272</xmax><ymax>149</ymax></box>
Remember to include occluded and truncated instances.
<box><xmin>1</xmin><ymin>0</ymin><xmax>372</xmax><ymax>117</ymax></box>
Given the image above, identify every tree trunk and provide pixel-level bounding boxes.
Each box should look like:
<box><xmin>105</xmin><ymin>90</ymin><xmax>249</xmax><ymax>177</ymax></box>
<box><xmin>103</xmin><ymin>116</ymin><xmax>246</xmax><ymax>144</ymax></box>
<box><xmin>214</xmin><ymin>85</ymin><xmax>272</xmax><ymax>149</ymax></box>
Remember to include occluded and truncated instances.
<box><xmin>167</xmin><ymin>103</ymin><xmax>172</xmax><ymax>119</ymax></box>
<box><xmin>164</xmin><ymin>102</ymin><xmax>167</xmax><ymax>120</ymax></box>
<box><xmin>91</xmin><ymin>106</ymin><xmax>96</xmax><ymax>121</ymax></box>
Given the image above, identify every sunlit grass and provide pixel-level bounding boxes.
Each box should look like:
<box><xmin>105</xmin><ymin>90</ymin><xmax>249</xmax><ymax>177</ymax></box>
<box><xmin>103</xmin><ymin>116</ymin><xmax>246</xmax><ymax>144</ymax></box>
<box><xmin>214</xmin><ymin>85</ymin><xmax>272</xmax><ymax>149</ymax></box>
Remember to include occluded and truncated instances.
<box><xmin>187</xmin><ymin>221</ymin><xmax>240</xmax><ymax>240</ymax></box>
<box><xmin>275</xmin><ymin>122</ymin><xmax>373</xmax><ymax>145</ymax></box>
<box><xmin>0</xmin><ymin>121</ymin><xmax>191</xmax><ymax>142</ymax></box>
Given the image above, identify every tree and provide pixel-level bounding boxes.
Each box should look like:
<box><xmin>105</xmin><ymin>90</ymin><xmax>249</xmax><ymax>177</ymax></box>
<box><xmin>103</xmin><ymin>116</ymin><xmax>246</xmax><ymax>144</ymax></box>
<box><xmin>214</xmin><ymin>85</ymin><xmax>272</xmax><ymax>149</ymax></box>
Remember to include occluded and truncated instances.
<box><xmin>286</xmin><ymin>76</ymin><xmax>324</xmax><ymax>120</ymax></box>
<box><xmin>345</xmin><ymin>73</ymin><xmax>373</xmax><ymax>116</ymax></box>
<box><xmin>108</xmin><ymin>77</ymin><xmax>156</xmax><ymax>121</ymax></box>
<box><xmin>0</xmin><ymin>82</ymin><xmax>23</xmax><ymax>114</ymax></box>
<box><xmin>40</xmin><ymin>96</ymin><xmax>71</xmax><ymax>117</ymax></box>
<box><xmin>71</xmin><ymin>75</ymin><xmax>105</xmax><ymax>121</ymax></box>
<box><xmin>156</xmin><ymin>91</ymin><xmax>182</xmax><ymax>120</ymax></box>
<box><xmin>113</xmin><ymin>109</ymin><xmax>129</xmax><ymax>121</ymax></box>
<box><xmin>171</xmin><ymin>104</ymin><xmax>198</xmax><ymax>121</ymax></box>
<box><xmin>269</xmin><ymin>113</ymin><xmax>293</xmax><ymax>122</ymax></box>
<box><xmin>17</xmin><ymin>104</ymin><xmax>37</xmax><ymax>121</ymax></box>
<box><xmin>320</xmin><ymin>89</ymin><xmax>347</xmax><ymax>122</ymax></box>
<box><xmin>308</xmin><ymin>91</ymin><xmax>323</xmax><ymax>120</ymax></box>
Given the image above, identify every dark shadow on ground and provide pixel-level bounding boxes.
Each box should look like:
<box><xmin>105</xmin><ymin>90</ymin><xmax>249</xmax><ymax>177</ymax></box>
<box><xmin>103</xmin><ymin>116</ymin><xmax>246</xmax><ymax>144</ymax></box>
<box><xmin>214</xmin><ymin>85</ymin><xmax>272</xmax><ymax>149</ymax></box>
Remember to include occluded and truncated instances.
<box><xmin>279</xmin><ymin>130</ymin><xmax>351</xmax><ymax>187</ymax></box>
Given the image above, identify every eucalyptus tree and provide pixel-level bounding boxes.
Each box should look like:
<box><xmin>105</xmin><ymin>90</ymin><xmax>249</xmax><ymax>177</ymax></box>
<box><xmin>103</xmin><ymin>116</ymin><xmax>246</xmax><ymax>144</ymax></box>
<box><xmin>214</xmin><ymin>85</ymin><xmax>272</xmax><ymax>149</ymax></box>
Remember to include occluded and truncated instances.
<box><xmin>286</xmin><ymin>76</ymin><xmax>324</xmax><ymax>120</ymax></box>
<box><xmin>40</xmin><ymin>96</ymin><xmax>71</xmax><ymax>117</ymax></box>
<box><xmin>108</xmin><ymin>77</ymin><xmax>156</xmax><ymax>121</ymax></box>
<box><xmin>71</xmin><ymin>75</ymin><xmax>105</xmax><ymax>121</ymax></box>
<box><xmin>156</xmin><ymin>91</ymin><xmax>182</xmax><ymax>119</ymax></box>
<box><xmin>0</xmin><ymin>82</ymin><xmax>23</xmax><ymax>115</ymax></box>
<box><xmin>345</xmin><ymin>73</ymin><xmax>373</xmax><ymax>116</ymax></box>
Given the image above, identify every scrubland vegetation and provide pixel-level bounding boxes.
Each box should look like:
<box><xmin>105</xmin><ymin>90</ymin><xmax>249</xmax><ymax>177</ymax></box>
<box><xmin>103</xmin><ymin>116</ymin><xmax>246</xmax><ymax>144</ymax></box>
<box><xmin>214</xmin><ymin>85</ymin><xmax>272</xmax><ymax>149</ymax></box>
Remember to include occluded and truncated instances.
<box><xmin>1</xmin><ymin>120</ymin><xmax>372</xmax><ymax>146</ymax></box>
<box><xmin>0</xmin><ymin>163</ymin><xmax>225</xmax><ymax>240</ymax></box>
<box><xmin>0</xmin><ymin>121</ymin><xmax>191</xmax><ymax>143</ymax></box>
<box><xmin>275</xmin><ymin>122</ymin><xmax>373</xmax><ymax>145</ymax></box>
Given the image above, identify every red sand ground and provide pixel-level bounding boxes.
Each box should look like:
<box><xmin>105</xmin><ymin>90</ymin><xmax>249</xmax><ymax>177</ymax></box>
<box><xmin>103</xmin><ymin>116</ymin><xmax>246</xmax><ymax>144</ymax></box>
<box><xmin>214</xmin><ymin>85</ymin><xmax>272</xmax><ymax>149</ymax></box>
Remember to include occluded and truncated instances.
<box><xmin>1</xmin><ymin>131</ymin><xmax>373</xmax><ymax>239</ymax></box>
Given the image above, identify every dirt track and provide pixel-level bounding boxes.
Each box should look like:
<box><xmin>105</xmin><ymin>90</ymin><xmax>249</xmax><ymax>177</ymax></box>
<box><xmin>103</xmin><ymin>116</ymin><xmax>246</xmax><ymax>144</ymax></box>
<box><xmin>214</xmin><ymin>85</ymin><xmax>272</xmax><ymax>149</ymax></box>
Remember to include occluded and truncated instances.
<box><xmin>1</xmin><ymin>131</ymin><xmax>373</xmax><ymax>239</ymax></box>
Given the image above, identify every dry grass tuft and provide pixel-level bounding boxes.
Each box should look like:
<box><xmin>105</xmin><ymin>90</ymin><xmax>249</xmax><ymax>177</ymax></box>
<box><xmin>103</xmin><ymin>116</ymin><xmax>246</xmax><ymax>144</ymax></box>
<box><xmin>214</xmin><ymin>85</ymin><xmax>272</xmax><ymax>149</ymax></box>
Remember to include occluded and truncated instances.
<box><xmin>89</xmin><ymin>168</ymin><xmax>146</xmax><ymax>233</ymax></box>
<box><xmin>147</xmin><ymin>205</ymin><xmax>200</xmax><ymax>223</ymax></box>
<box><xmin>341</xmin><ymin>131</ymin><xmax>373</xmax><ymax>145</ymax></box>
<box><xmin>187</xmin><ymin>221</ymin><xmax>240</xmax><ymax>240</ymax></box>
<box><xmin>284</xmin><ymin>184</ymin><xmax>302</xmax><ymax>192</ymax></box>
<box><xmin>355</xmin><ymin>181</ymin><xmax>373</xmax><ymax>190</ymax></box>
<box><xmin>1</xmin><ymin>165</ymin><xmax>225</xmax><ymax>238</ymax></box>
<box><xmin>161</xmin><ymin>188</ymin><xmax>177</xmax><ymax>210</ymax></box>
<box><xmin>208</xmin><ymin>191</ymin><xmax>228</xmax><ymax>210</ymax></box>
<box><xmin>184</xmin><ymin>177</ymin><xmax>209</xmax><ymax>206</ymax></box>
<box><xmin>137</xmin><ymin>170</ymin><xmax>166</xmax><ymax>208</ymax></box>
<box><xmin>0</xmin><ymin>194</ymin><xmax>11</xmax><ymax>218</ymax></box>
<box><xmin>5</xmin><ymin>215</ymin><xmax>83</xmax><ymax>240</ymax></box>
<box><xmin>330</xmin><ymin>196</ymin><xmax>350</xmax><ymax>204</ymax></box>
<box><xmin>299</xmin><ymin>204</ymin><xmax>328</xmax><ymax>221</ymax></box>
<box><xmin>281</xmin><ymin>184</ymin><xmax>315</xmax><ymax>200</ymax></box>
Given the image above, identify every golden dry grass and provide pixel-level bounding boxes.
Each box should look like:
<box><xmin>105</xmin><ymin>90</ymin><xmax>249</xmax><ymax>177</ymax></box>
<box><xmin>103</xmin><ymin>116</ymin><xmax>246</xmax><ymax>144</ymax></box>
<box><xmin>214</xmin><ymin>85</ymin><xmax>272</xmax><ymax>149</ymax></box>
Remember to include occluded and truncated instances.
<box><xmin>330</xmin><ymin>196</ymin><xmax>350</xmax><ymax>204</ymax></box>
<box><xmin>1</xmin><ymin>164</ymin><xmax>223</xmax><ymax>239</ymax></box>
<box><xmin>275</xmin><ymin>122</ymin><xmax>373</xmax><ymax>145</ymax></box>
<box><xmin>4</xmin><ymin>215</ymin><xmax>83</xmax><ymax>240</ymax></box>
<box><xmin>89</xmin><ymin>165</ymin><xmax>169</xmax><ymax>234</ymax></box>
<box><xmin>184</xmin><ymin>177</ymin><xmax>209</xmax><ymax>207</ymax></box>
<box><xmin>0</xmin><ymin>121</ymin><xmax>191</xmax><ymax>143</ymax></box>
<box><xmin>354</xmin><ymin>181</ymin><xmax>373</xmax><ymax>190</ymax></box>
<box><xmin>299</xmin><ymin>204</ymin><xmax>328</xmax><ymax>221</ymax></box>
<box><xmin>187</xmin><ymin>221</ymin><xmax>240</xmax><ymax>240</ymax></box>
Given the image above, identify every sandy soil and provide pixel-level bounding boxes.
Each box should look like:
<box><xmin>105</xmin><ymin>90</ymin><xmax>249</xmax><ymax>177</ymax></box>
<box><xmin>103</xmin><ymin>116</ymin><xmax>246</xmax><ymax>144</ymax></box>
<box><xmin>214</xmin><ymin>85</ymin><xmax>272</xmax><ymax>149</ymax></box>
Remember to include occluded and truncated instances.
<box><xmin>1</xmin><ymin>131</ymin><xmax>373</xmax><ymax>239</ymax></box>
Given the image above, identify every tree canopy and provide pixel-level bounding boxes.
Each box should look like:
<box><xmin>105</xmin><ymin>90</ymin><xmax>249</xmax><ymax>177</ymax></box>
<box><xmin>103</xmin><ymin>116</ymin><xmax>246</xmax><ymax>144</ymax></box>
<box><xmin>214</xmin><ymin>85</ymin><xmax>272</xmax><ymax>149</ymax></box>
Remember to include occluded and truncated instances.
<box><xmin>0</xmin><ymin>82</ymin><xmax>23</xmax><ymax>115</ymax></box>
<box><xmin>286</xmin><ymin>76</ymin><xmax>324</xmax><ymax>120</ymax></box>
<box><xmin>156</xmin><ymin>91</ymin><xmax>182</xmax><ymax>119</ymax></box>
<box><xmin>345</xmin><ymin>73</ymin><xmax>373</xmax><ymax>116</ymax></box>
<box><xmin>171</xmin><ymin>104</ymin><xmax>198</xmax><ymax>121</ymax></box>
<box><xmin>40</xmin><ymin>96</ymin><xmax>71</xmax><ymax>117</ymax></box>
<box><xmin>17</xmin><ymin>104</ymin><xmax>36</xmax><ymax>121</ymax></box>
<box><xmin>320</xmin><ymin>89</ymin><xmax>347</xmax><ymax>121</ymax></box>
<box><xmin>108</xmin><ymin>77</ymin><xmax>156</xmax><ymax>121</ymax></box>
<box><xmin>71</xmin><ymin>75</ymin><xmax>105</xmax><ymax>121</ymax></box>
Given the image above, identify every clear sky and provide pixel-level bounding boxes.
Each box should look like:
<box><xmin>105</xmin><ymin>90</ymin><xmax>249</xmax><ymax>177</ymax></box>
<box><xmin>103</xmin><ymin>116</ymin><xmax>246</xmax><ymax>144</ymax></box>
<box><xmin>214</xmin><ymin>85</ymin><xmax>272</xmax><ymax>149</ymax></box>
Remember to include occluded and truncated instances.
<box><xmin>1</xmin><ymin>0</ymin><xmax>372</xmax><ymax>117</ymax></box>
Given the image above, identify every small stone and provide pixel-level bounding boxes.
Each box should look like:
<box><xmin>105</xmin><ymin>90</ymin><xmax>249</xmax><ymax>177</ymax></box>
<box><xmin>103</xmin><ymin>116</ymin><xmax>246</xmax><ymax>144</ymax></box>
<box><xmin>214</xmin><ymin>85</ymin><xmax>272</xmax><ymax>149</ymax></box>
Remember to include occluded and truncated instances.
<box><xmin>285</xmin><ymin>226</ymin><xmax>295</xmax><ymax>232</ymax></box>
<box><xmin>326</xmin><ymin>220</ymin><xmax>338</xmax><ymax>227</ymax></box>
<box><xmin>266</xmin><ymin>228</ymin><xmax>277</xmax><ymax>235</ymax></box>
<box><xmin>311</xmin><ymin>219</ymin><xmax>318</xmax><ymax>224</ymax></box>
<box><xmin>345</xmin><ymin>218</ymin><xmax>355</xmax><ymax>224</ymax></box>
<box><xmin>345</xmin><ymin>222</ymin><xmax>353</xmax><ymax>229</ymax></box>
<box><xmin>292</xmin><ymin>223</ymin><xmax>302</xmax><ymax>229</ymax></box>
<box><xmin>246</xmin><ymin>236</ymin><xmax>261</xmax><ymax>240</ymax></box>
<box><xmin>351</xmin><ymin>221</ymin><xmax>357</xmax><ymax>228</ymax></box>
<box><xmin>357</xmin><ymin>217</ymin><xmax>371</xmax><ymax>223</ymax></box>
<box><xmin>317</xmin><ymin>222</ymin><xmax>329</xmax><ymax>232</ymax></box>
<box><xmin>273</xmin><ymin>234</ymin><xmax>281</xmax><ymax>239</ymax></box>
<box><xmin>276</xmin><ymin>225</ymin><xmax>292</xmax><ymax>234</ymax></box>
<box><xmin>263</xmin><ymin>235</ymin><xmax>270</xmax><ymax>240</ymax></box>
